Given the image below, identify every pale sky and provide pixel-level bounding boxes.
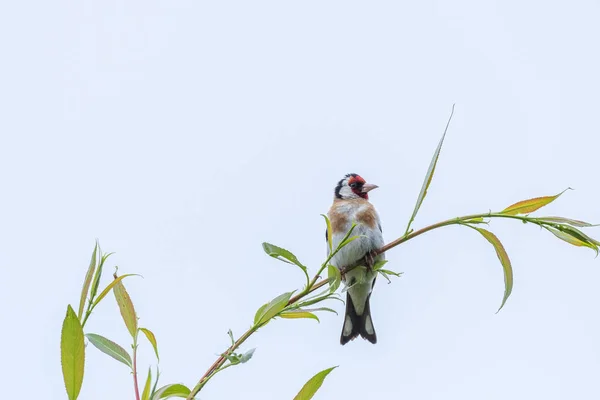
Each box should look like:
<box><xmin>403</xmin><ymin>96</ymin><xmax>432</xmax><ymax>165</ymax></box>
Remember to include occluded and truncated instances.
<box><xmin>2</xmin><ymin>1</ymin><xmax>600</xmax><ymax>399</ymax></box>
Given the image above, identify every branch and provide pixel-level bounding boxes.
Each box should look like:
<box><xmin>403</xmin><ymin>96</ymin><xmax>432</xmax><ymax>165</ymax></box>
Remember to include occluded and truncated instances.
<box><xmin>186</xmin><ymin>209</ymin><xmax>599</xmax><ymax>399</ymax></box>
<box><xmin>132</xmin><ymin>335</ymin><xmax>141</xmax><ymax>400</ymax></box>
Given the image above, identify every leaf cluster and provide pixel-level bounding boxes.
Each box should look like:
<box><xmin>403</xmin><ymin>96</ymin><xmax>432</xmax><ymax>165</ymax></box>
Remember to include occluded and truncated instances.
<box><xmin>60</xmin><ymin>242</ymin><xmax>191</xmax><ymax>400</ymax></box>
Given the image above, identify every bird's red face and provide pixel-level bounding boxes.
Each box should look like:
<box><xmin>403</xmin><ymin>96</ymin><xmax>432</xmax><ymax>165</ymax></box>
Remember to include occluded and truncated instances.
<box><xmin>335</xmin><ymin>173</ymin><xmax>379</xmax><ymax>200</ymax></box>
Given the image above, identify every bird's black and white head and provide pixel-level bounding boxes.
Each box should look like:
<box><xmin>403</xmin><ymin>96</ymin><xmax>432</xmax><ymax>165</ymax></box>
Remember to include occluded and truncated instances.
<box><xmin>334</xmin><ymin>173</ymin><xmax>379</xmax><ymax>200</ymax></box>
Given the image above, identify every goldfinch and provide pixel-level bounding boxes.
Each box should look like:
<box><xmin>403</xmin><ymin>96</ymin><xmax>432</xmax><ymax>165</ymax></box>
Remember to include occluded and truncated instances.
<box><xmin>327</xmin><ymin>173</ymin><xmax>384</xmax><ymax>345</ymax></box>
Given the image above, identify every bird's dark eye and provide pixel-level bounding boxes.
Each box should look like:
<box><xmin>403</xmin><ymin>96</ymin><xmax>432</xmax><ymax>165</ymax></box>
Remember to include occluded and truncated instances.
<box><xmin>350</xmin><ymin>182</ymin><xmax>358</xmax><ymax>188</ymax></box>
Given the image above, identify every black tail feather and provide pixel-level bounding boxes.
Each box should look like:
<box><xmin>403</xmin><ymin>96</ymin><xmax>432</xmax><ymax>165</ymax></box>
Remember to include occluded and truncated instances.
<box><xmin>340</xmin><ymin>292</ymin><xmax>377</xmax><ymax>345</ymax></box>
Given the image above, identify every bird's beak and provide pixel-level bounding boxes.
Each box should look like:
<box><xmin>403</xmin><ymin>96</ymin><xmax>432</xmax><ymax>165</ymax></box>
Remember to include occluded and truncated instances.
<box><xmin>361</xmin><ymin>183</ymin><xmax>379</xmax><ymax>193</ymax></box>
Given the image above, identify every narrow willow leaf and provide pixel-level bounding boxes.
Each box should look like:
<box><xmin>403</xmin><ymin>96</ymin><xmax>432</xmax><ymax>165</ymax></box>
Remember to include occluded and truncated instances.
<box><xmin>539</xmin><ymin>216</ymin><xmax>597</xmax><ymax>227</ymax></box>
<box><xmin>85</xmin><ymin>333</ymin><xmax>132</xmax><ymax>368</ymax></box>
<box><xmin>91</xmin><ymin>274</ymin><xmax>140</xmax><ymax>308</ymax></box>
<box><xmin>240</xmin><ymin>348</ymin><xmax>256</xmax><ymax>363</ymax></box>
<box><xmin>468</xmin><ymin>226</ymin><xmax>513</xmax><ymax>312</ymax></box>
<box><xmin>372</xmin><ymin>260</ymin><xmax>388</xmax><ymax>271</ymax></box>
<box><xmin>298</xmin><ymin>293</ymin><xmax>344</xmax><ymax>308</ymax></box>
<box><xmin>151</xmin><ymin>384</ymin><xmax>191</xmax><ymax>400</ymax></box>
<box><xmin>294</xmin><ymin>285</ymin><xmax>340</xmax><ymax>308</ymax></box>
<box><xmin>142</xmin><ymin>367</ymin><xmax>152</xmax><ymax>400</ymax></box>
<box><xmin>378</xmin><ymin>269</ymin><xmax>402</xmax><ymax>277</ymax></box>
<box><xmin>78</xmin><ymin>242</ymin><xmax>98</xmax><ymax>320</ymax></box>
<box><xmin>140</xmin><ymin>328</ymin><xmax>160</xmax><ymax>361</ymax></box>
<box><xmin>327</xmin><ymin>265</ymin><xmax>341</xmax><ymax>293</ymax></box>
<box><xmin>306</xmin><ymin>307</ymin><xmax>338</xmax><ymax>315</ymax></box>
<box><xmin>545</xmin><ymin>226</ymin><xmax>598</xmax><ymax>253</ymax></box>
<box><xmin>113</xmin><ymin>274</ymin><xmax>138</xmax><ymax>337</ymax></box>
<box><xmin>321</xmin><ymin>214</ymin><xmax>333</xmax><ymax>253</ymax></box>
<box><xmin>558</xmin><ymin>225</ymin><xmax>600</xmax><ymax>247</ymax></box>
<box><xmin>253</xmin><ymin>303</ymin><xmax>269</xmax><ymax>325</ymax></box>
<box><xmin>222</xmin><ymin>353</ymin><xmax>242</xmax><ymax>365</ymax></box>
<box><xmin>379</xmin><ymin>270</ymin><xmax>392</xmax><ymax>284</ymax></box>
<box><xmin>101</xmin><ymin>251</ymin><xmax>114</xmax><ymax>263</ymax></box>
<box><xmin>328</xmin><ymin>223</ymin><xmax>358</xmax><ymax>256</ymax></box>
<box><xmin>262</xmin><ymin>243</ymin><xmax>306</xmax><ymax>270</ymax></box>
<box><xmin>280</xmin><ymin>311</ymin><xmax>320</xmax><ymax>322</ymax></box>
<box><xmin>88</xmin><ymin>247</ymin><xmax>104</xmax><ymax>305</ymax></box>
<box><xmin>262</xmin><ymin>242</ymin><xmax>309</xmax><ymax>283</ymax></box>
<box><xmin>255</xmin><ymin>292</ymin><xmax>294</xmax><ymax>325</ymax></box>
<box><xmin>150</xmin><ymin>367</ymin><xmax>161</xmax><ymax>399</ymax></box>
<box><xmin>501</xmin><ymin>188</ymin><xmax>570</xmax><ymax>216</ymax></box>
<box><xmin>300</xmin><ymin>285</ymin><xmax>335</xmax><ymax>304</ymax></box>
<box><xmin>377</xmin><ymin>268</ymin><xmax>402</xmax><ymax>284</ymax></box>
<box><xmin>405</xmin><ymin>105</ymin><xmax>454</xmax><ymax>234</ymax></box>
<box><xmin>61</xmin><ymin>305</ymin><xmax>85</xmax><ymax>400</ymax></box>
<box><xmin>293</xmin><ymin>366</ymin><xmax>338</xmax><ymax>400</ymax></box>
<box><xmin>339</xmin><ymin>235</ymin><xmax>361</xmax><ymax>249</ymax></box>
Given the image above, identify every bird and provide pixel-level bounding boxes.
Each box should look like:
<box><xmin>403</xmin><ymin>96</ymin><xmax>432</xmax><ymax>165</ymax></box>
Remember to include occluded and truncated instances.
<box><xmin>326</xmin><ymin>173</ymin><xmax>385</xmax><ymax>345</ymax></box>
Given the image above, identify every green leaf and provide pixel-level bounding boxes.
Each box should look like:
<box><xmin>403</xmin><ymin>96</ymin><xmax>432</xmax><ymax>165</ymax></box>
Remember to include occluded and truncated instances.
<box><xmin>85</xmin><ymin>333</ymin><xmax>132</xmax><ymax>368</ymax></box>
<box><xmin>255</xmin><ymin>292</ymin><xmax>294</xmax><ymax>325</ymax></box>
<box><xmin>140</xmin><ymin>328</ymin><xmax>160</xmax><ymax>361</ymax></box>
<box><xmin>539</xmin><ymin>216</ymin><xmax>598</xmax><ymax>227</ymax></box>
<box><xmin>88</xmin><ymin>246</ymin><xmax>105</xmax><ymax>306</ymax></box>
<box><xmin>340</xmin><ymin>266</ymin><xmax>368</xmax><ymax>293</ymax></box>
<box><xmin>240</xmin><ymin>348</ymin><xmax>256</xmax><ymax>363</ymax></box>
<box><xmin>558</xmin><ymin>225</ymin><xmax>600</xmax><ymax>246</ymax></box>
<box><xmin>298</xmin><ymin>293</ymin><xmax>344</xmax><ymax>308</ymax></box>
<box><xmin>339</xmin><ymin>235</ymin><xmax>362</xmax><ymax>249</ymax></box>
<box><xmin>378</xmin><ymin>269</ymin><xmax>402</xmax><ymax>277</ymax></box>
<box><xmin>321</xmin><ymin>214</ymin><xmax>333</xmax><ymax>253</ymax></box>
<box><xmin>293</xmin><ymin>366</ymin><xmax>338</xmax><ymax>400</ymax></box>
<box><xmin>91</xmin><ymin>274</ymin><xmax>140</xmax><ymax>308</ymax></box>
<box><xmin>377</xmin><ymin>268</ymin><xmax>402</xmax><ymax>284</ymax></box>
<box><xmin>262</xmin><ymin>242</ymin><xmax>306</xmax><ymax>269</ymax></box>
<box><xmin>151</xmin><ymin>384</ymin><xmax>191</xmax><ymax>400</ymax></box>
<box><xmin>404</xmin><ymin>105</ymin><xmax>454</xmax><ymax>234</ymax></box>
<box><xmin>372</xmin><ymin>260</ymin><xmax>388</xmax><ymax>271</ymax></box>
<box><xmin>327</xmin><ymin>265</ymin><xmax>341</xmax><ymax>293</ymax></box>
<box><xmin>142</xmin><ymin>367</ymin><xmax>152</xmax><ymax>400</ymax></box>
<box><xmin>545</xmin><ymin>226</ymin><xmax>599</xmax><ymax>254</ymax></box>
<box><xmin>78</xmin><ymin>242</ymin><xmax>98</xmax><ymax>320</ymax></box>
<box><xmin>501</xmin><ymin>188</ymin><xmax>570</xmax><ymax>216</ymax></box>
<box><xmin>113</xmin><ymin>273</ymin><xmax>138</xmax><ymax>337</ymax></box>
<box><xmin>253</xmin><ymin>303</ymin><xmax>269</xmax><ymax>325</ymax></box>
<box><xmin>468</xmin><ymin>226</ymin><xmax>513</xmax><ymax>312</ymax></box>
<box><xmin>222</xmin><ymin>352</ymin><xmax>242</xmax><ymax>365</ymax></box>
<box><xmin>378</xmin><ymin>270</ymin><xmax>392</xmax><ymax>284</ymax></box>
<box><xmin>262</xmin><ymin>242</ymin><xmax>309</xmax><ymax>284</ymax></box>
<box><xmin>280</xmin><ymin>310</ymin><xmax>320</xmax><ymax>322</ymax></box>
<box><xmin>227</xmin><ymin>329</ymin><xmax>235</xmax><ymax>345</ymax></box>
<box><xmin>329</xmin><ymin>223</ymin><xmax>358</xmax><ymax>255</ymax></box>
<box><xmin>61</xmin><ymin>305</ymin><xmax>85</xmax><ymax>400</ymax></box>
<box><xmin>306</xmin><ymin>307</ymin><xmax>338</xmax><ymax>315</ymax></box>
<box><xmin>150</xmin><ymin>367</ymin><xmax>161</xmax><ymax>399</ymax></box>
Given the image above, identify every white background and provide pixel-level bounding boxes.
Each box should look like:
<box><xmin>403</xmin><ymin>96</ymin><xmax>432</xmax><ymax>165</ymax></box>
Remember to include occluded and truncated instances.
<box><xmin>2</xmin><ymin>1</ymin><xmax>600</xmax><ymax>399</ymax></box>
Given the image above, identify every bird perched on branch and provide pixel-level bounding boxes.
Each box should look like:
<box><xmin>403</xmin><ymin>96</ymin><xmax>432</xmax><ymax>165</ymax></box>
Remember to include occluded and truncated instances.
<box><xmin>327</xmin><ymin>173</ymin><xmax>385</xmax><ymax>345</ymax></box>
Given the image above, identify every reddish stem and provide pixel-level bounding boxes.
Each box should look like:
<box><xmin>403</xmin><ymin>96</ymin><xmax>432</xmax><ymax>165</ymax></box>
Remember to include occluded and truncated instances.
<box><xmin>132</xmin><ymin>343</ymin><xmax>141</xmax><ymax>400</ymax></box>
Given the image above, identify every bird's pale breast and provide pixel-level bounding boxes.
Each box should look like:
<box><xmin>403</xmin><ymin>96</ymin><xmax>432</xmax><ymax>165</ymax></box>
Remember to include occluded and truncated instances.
<box><xmin>327</xmin><ymin>199</ymin><xmax>385</xmax><ymax>270</ymax></box>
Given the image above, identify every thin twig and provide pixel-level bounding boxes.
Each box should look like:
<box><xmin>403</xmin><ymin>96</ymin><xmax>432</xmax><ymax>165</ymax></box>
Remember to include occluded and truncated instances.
<box><xmin>187</xmin><ymin>326</ymin><xmax>259</xmax><ymax>397</ymax></box>
<box><xmin>132</xmin><ymin>338</ymin><xmax>141</xmax><ymax>400</ymax></box>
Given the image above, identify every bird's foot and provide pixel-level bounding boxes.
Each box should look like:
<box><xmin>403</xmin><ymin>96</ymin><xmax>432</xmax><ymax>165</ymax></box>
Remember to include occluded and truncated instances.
<box><xmin>364</xmin><ymin>250</ymin><xmax>377</xmax><ymax>272</ymax></box>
